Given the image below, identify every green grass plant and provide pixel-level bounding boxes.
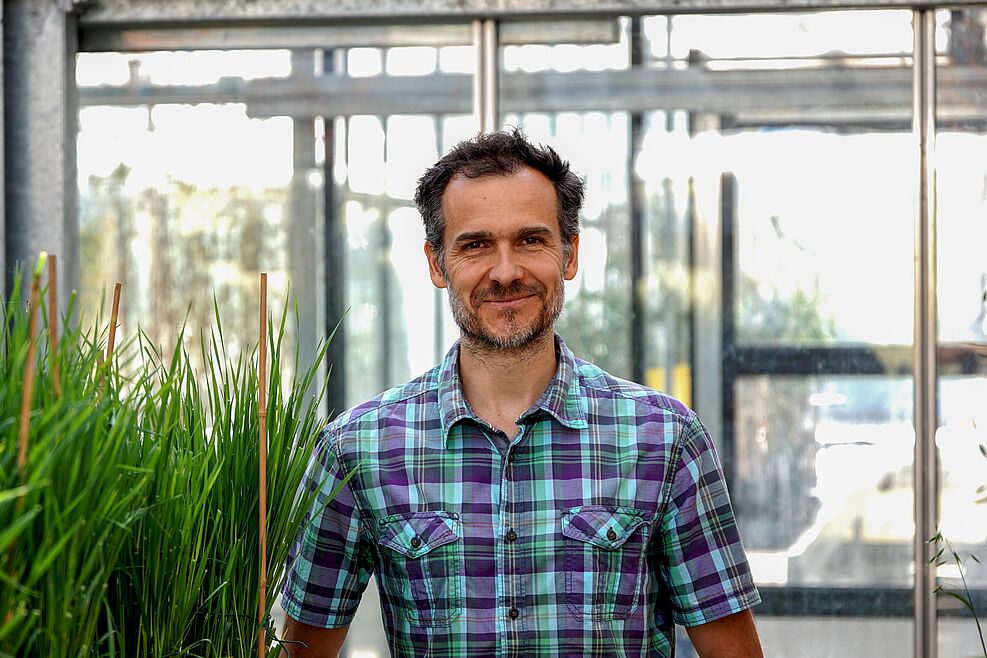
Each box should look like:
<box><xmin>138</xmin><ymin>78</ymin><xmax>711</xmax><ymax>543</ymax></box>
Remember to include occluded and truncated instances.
<box><xmin>1</xmin><ymin>268</ymin><xmax>335</xmax><ymax>658</ymax></box>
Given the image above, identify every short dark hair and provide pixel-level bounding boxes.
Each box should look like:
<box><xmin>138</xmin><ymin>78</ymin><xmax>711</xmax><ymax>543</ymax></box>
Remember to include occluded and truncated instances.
<box><xmin>414</xmin><ymin>127</ymin><xmax>585</xmax><ymax>266</ymax></box>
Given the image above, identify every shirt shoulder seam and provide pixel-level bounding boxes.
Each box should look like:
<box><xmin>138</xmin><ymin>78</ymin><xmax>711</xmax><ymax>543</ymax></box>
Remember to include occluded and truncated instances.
<box><xmin>330</xmin><ymin>378</ymin><xmax>439</xmax><ymax>430</ymax></box>
<box><xmin>576</xmin><ymin>377</ymin><xmax>695</xmax><ymax>424</ymax></box>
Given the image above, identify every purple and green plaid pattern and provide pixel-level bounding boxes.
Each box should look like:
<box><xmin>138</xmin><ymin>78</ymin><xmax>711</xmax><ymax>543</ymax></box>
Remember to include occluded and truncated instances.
<box><xmin>282</xmin><ymin>336</ymin><xmax>760</xmax><ymax>657</ymax></box>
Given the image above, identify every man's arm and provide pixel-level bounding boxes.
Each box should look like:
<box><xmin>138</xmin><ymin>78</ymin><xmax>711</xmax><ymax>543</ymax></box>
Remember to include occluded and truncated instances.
<box><xmin>685</xmin><ymin>609</ymin><xmax>763</xmax><ymax>658</ymax></box>
<box><xmin>279</xmin><ymin>617</ymin><xmax>349</xmax><ymax>658</ymax></box>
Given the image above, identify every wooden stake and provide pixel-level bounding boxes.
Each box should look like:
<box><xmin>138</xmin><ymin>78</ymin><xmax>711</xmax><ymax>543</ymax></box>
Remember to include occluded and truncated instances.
<box><xmin>18</xmin><ymin>254</ymin><xmax>47</xmax><ymax>473</ymax></box>
<box><xmin>48</xmin><ymin>255</ymin><xmax>61</xmax><ymax>398</ymax></box>
<box><xmin>258</xmin><ymin>273</ymin><xmax>268</xmax><ymax>658</ymax></box>
<box><xmin>106</xmin><ymin>282</ymin><xmax>122</xmax><ymax>363</ymax></box>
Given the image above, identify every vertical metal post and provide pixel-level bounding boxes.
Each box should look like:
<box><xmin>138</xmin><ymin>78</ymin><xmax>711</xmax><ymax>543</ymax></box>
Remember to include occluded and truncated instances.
<box><xmin>378</xmin><ymin>195</ymin><xmax>392</xmax><ymax>390</ymax></box>
<box><xmin>473</xmin><ymin>19</ymin><xmax>498</xmax><ymax>133</ymax></box>
<box><xmin>323</xmin><ymin>50</ymin><xmax>347</xmax><ymax>415</ymax></box>
<box><xmin>719</xmin><ymin>172</ymin><xmax>738</xmax><ymax>485</ymax></box>
<box><xmin>290</xmin><ymin>50</ymin><xmax>320</xmax><ymax>407</ymax></box>
<box><xmin>434</xmin><ymin>115</ymin><xmax>446</xmax><ymax>364</ymax></box>
<box><xmin>913</xmin><ymin>9</ymin><xmax>938</xmax><ymax>658</ymax></box>
<box><xmin>629</xmin><ymin>17</ymin><xmax>647</xmax><ymax>386</ymax></box>
<box><xmin>4</xmin><ymin>0</ymin><xmax>79</xmax><ymax>303</ymax></box>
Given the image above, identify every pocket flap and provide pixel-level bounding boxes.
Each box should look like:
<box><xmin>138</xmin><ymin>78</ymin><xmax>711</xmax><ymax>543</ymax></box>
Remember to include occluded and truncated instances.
<box><xmin>562</xmin><ymin>506</ymin><xmax>648</xmax><ymax>551</ymax></box>
<box><xmin>379</xmin><ymin>511</ymin><xmax>460</xmax><ymax>559</ymax></box>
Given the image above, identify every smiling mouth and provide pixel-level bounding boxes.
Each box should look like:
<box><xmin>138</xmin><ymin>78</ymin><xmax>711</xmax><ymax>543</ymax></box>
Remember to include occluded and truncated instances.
<box><xmin>484</xmin><ymin>295</ymin><xmax>534</xmax><ymax>306</ymax></box>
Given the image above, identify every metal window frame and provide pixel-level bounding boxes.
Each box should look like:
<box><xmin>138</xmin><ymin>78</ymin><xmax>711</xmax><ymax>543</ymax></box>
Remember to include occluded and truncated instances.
<box><xmin>3</xmin><ymin>2</ymin><xmax>975</xmax><ymax>654</ymax></box>
<box><xmin>73</xmin><ymin>0</ymin><xmax>987</xmax><ymax>24</ymax></box>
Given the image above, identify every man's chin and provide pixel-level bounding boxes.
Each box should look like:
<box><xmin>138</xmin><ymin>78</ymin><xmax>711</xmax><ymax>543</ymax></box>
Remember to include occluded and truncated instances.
<box><xmin>467</xmin><ymin>322</ymin><xmax>550</xmax><ymax>351</ymax></box>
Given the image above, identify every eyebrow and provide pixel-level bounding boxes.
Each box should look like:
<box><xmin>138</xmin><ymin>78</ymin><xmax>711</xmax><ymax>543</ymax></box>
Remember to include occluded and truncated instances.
<box><xmin>451</xmin><ymin>226</ymin><xmax>555</xmax><ymax>246</ymax></box>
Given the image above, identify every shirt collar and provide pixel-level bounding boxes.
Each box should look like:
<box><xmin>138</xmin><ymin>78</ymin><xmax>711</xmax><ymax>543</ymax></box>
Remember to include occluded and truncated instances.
<box><xmin>437</xmin><ymin>334</ymin><xmax>589</xmax><ymax>442</ymax></box>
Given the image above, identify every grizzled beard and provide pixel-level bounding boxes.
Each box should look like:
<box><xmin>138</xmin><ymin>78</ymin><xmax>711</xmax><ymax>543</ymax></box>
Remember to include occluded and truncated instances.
<box><xmin>446</xmin><ymin>273</ymin><xmax>564</xmax><ymax>360</ymax></box>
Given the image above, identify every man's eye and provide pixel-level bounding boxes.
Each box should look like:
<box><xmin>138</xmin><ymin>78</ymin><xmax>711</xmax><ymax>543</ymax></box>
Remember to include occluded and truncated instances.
<box><xmin>463</xmin><ymin>241</ymin><xmax>484</xmax><ymax>250</ymax></box>
<box><xmin>522</xmin><ymin>236</ymin><xmax>544</xmax><ymax>245</ymax></box>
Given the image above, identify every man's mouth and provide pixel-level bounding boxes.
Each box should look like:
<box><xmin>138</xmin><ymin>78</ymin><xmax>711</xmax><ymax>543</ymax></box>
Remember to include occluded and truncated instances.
<box><xmin>484</xmin><ymin>294</ymin><xmax>534</xmax><ymax>307</ymax></box>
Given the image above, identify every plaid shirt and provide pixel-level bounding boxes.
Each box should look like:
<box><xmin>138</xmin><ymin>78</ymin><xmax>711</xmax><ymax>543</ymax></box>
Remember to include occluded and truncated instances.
<box><xmin>282</xmin><ymin>335</ymin><xmax>759</xmax><ymax>657</ymax></box>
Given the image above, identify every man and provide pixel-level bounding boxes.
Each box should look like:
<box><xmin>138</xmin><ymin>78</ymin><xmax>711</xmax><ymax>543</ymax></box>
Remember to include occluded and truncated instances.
<box><xmin>280</xmin><ymin>129</ymin><xmax>763</xmax><ymax>657</ymax></box>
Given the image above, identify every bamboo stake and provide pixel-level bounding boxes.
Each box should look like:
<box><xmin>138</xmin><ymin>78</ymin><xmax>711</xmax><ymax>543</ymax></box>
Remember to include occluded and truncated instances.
<box><xmin>48</xmin><ymin>255</ymin><xmax>61</xmax><ymax>398</ymax></box>
<box><xmin>106</xmin><ymin>282</ymin><xmax>122</xmax><ymax>363</ymax></box>
<box><xmin>258</xmin><ymin>273</ymin><xmax>268</xmax><ymax>658</ymax></box>
<box><xmin>18</xmin><ymin>253</ymin><xmax>47</xmax><ymax>473</ymax></box>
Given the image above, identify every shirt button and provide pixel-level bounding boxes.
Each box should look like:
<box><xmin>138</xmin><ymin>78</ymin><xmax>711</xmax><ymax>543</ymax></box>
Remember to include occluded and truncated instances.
<box><xmin>410</xmin><ymin>536</ymin><xmax>422</xmax><ymax>549</ymax></box>
<box><xmin>606</xmin><ymin>528</ymin><xmax>617</xmax><ymax>541</ymax></box>
<box><xmin>506</xmin><ymin>529</ymin><xmax>517</xmax><ymax>542</ymax></box>
<box><xmin>508</xmin><ymin>607</ymin><xmax>519</xmax><ymax>619</ymax></box>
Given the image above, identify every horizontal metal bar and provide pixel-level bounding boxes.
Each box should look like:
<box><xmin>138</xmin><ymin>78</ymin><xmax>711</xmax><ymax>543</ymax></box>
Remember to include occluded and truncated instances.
<box><xmin>77</xmin><ymin>64</ymin><xmax>987</xmax><ymax>122</ymax></box>
<box><xmin>79</xmin><ymin>76</ymin><xmax>248</xmax><ymax>106</ymax></box>
<box><xmin>758</xmin><ymin>586</ymin><xmax>914</xmax><ymax>617</ymax></box>
<box><xmin>80</xmin><ymin>23</ymin><xmax>473</xmax><ymax>51</ymax></box>
<box><xmin>78</xmin><ymin>0</ymin><xmax>987</xmax><ymax>27</ymax></box>
<box><xmin>728</xmin><ymin>346</ymin><xmax>911</xmax><ymax>376</ymax></box>
<box><xmin>500</xmin><ymin>18</ymin><xmax>619</xmax><ymax>45</ymax></box>
<box><xmin>727</xmin><ymin>343</ymin><xmax>981</xmax><ymax>377</ymax></box>
<box><xmin>757</xmin><ymin>586</ymin><xmax>987</xmax><ymax>619</ymax></box>
<box><xmin>79</xmin><ymin>19</ymin><xmax>619</xmax><ymax>52</ymax></box>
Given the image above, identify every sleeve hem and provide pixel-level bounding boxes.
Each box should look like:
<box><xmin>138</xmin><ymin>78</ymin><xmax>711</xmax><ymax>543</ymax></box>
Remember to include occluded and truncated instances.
<box><xmin>674</xmin><ymin>586</ymin><xmax>762</xmax><ymax>627</ymax></box>
<box><xmin>281</xmin><ymin>594</ymin><xmax>359</xmax><ymax>629</ymax></box>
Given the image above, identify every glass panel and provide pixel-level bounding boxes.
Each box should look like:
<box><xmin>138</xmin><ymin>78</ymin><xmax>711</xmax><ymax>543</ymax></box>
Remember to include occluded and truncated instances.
<box><xmin>735</xmin><ymin>375</ymin><xmax>914</xmax><ymax>587</ymax></box>
<box><xmin>77</xmin><ymin>49</ymin><xmax>306</xmax><ymax>382</ymax></box>
<box><xmin>759</xmin><ymin>618</ymin><xmax>912</xmax><ymax>657</ymax></box>
<box><xmin>732</xmin><ymin>128</ymin><xmax>915</xmax><ymax>346</ymax></box>
<box><xmin>936</xmin><ymin>8</ymin><xmax>987</xmax><ymax>654</ymax></box>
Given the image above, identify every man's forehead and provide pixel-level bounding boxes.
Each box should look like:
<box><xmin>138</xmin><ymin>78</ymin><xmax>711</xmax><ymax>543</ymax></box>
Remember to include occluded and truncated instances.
<box><xmin>442</xmin><ymin>167</ymin><xmax>556</xmax><ymax>212</ymax></box>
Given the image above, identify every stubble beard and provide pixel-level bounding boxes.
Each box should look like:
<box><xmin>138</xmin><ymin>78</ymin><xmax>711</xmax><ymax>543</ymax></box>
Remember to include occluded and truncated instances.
<box><xmin>446</xmin><ymin>273</ymin><xmax>564</xmax><ymax>357</ymax></box>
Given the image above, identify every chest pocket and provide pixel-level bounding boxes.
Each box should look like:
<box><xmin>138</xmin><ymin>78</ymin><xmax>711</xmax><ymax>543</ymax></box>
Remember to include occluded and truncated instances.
<box><xmin>563</xmin><ymin>505</ymin><xmax>650</xmax><ymax>621</ymax></box>
<box><xmin>377</xmin><ymin>511</ymin><xmax>463</xmax><ymax>627</ymax></box>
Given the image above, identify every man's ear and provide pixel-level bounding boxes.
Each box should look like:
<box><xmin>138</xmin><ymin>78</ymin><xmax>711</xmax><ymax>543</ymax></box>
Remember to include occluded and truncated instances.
<box><xmin>424</xmin><ymin>242</ymin><xmax>447</xmax><ymax>289</ymax></box>
<box><xmin>563</xmin><ymin>234</ymin><xmax>579</xmax><ymax>281</ymax></box>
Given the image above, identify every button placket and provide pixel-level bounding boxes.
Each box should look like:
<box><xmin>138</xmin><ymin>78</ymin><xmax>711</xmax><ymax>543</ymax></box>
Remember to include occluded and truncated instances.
<box><xmin>501</xmin><ymin>424</ymin><xmax>526</xmax><ymax>649</ymax></box>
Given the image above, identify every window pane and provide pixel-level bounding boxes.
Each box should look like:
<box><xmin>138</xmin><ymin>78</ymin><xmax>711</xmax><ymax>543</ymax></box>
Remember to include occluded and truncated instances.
<box><xmin>732</xmin><ymin>130</ymin><xmax>915</xmax><ymax>346</ymax></box>
<box><xmin>735</xmin><ymin>375</ymin><xmax>914</xmax><ymax>587</ymax></box>
<box><xmin>77</xmin><ymin>50</ymin><xmax>307</xmax><ymax>382</ymax></box>
<box><xmin>936</xmin><ymin>8</ymin><xmax>987</xmax><ymax>650</ymax></box>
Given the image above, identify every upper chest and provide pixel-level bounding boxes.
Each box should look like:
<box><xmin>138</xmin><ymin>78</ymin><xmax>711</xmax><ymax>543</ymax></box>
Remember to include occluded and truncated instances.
<box><xmin>345</xmin><ymin>413</ymin><xmax>679</xmax><ymax>526</ymax></box>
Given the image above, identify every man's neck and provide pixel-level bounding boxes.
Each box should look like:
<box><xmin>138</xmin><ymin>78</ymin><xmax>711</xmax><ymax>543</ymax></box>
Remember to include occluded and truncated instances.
<box><xmin>458</xmin><ymin>331</ymin><xmax>558</xmax><ymax>436</ymax></box>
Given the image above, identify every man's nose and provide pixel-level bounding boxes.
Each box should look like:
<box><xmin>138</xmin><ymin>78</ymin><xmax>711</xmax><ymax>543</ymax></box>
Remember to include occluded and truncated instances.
<box><xmin>488</xmin><ymin>246</ymin><xmax>524</xmax><ymax>284</ymax></box>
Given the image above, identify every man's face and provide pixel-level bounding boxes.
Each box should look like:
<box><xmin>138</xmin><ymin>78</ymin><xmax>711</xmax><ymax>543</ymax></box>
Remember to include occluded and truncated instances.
<box><xmin>424</xmin><ymin>166</ymin><xmax>579</xmax><ymax>351</ymax></box>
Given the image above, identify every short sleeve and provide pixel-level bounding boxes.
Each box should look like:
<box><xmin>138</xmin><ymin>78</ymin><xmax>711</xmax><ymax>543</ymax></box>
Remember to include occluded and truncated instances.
<box><xmin>281</xmin><ymin>430</ymin><xmax>374</xmax><ymax>628</ymax></box>
<box><xmin>656</xmin><ymin>414</ymin><xmax>761</xmax><ymax>627</ymax></box>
